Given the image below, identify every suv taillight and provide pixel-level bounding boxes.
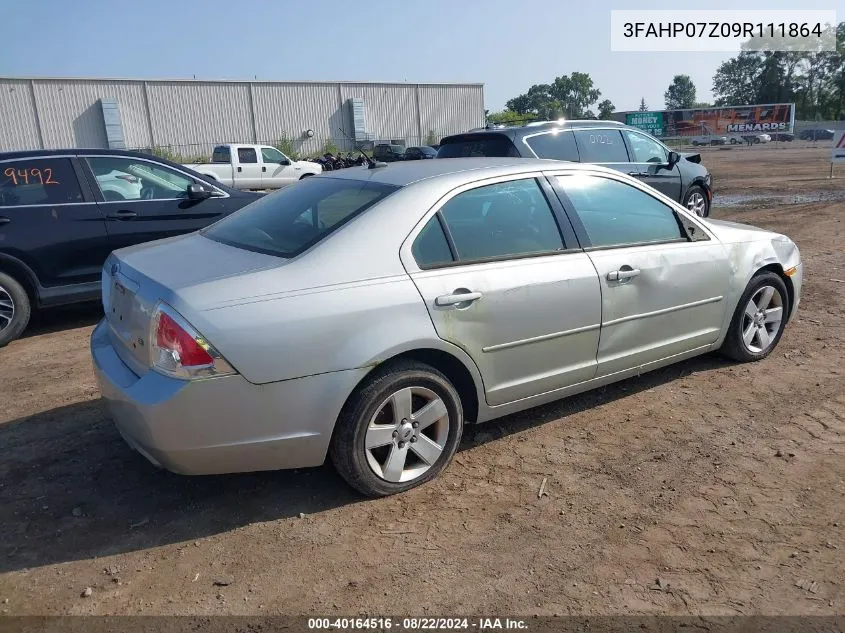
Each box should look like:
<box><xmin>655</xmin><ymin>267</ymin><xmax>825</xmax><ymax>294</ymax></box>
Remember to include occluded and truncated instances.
<box><xmin>150</xmin><ymin>303</ymin><xmax>235</xmax><ymax>380</ymax></box>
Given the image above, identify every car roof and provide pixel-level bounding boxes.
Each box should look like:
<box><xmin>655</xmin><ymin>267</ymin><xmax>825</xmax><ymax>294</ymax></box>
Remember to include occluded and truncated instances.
<box><xmin>441</xmin><ymin>120</ymin><xmax>634</xmax><ymax>142</ymax></box>
<box><xmin>317</xmin><ymin>156</ymin><xmax>590</xmax><ymax>187</ymax></box>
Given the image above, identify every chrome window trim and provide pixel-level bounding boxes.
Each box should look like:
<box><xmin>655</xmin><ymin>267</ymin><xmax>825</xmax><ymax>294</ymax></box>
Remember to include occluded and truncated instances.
<box><xmin>82</xmin><ymin>154</ymin><xmax>230</xmax><ymax>199</ymax></box>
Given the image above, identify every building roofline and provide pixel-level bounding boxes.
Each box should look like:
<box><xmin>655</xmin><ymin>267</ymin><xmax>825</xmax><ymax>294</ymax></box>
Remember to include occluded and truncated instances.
<box><xmin>0</xmin><ymin>76</ymin><xmax>484</xmax><ymax>87</ymax></box>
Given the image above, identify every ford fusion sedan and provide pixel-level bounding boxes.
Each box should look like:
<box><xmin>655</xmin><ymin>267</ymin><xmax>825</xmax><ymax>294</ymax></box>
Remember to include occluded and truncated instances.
<box><xmin>91</xmin><ymin>158</ymin><xmax>802</xmax><ymax>497</ymax></box>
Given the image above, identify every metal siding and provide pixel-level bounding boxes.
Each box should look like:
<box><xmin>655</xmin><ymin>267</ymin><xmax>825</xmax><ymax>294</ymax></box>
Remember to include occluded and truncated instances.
<box><xmin>340</xmin><ymin>83</ymin><xmax>418</xmax><ymax>146</ymax></box>
<box><xmin>100</xmin><ymin>98</ymin><xmax>126</xmax><ymax>149</ymax></box>
<box><xmin>0</xmin><ymin>79</ymin><xmax>41</xmax><ymax>151</ymax></box>
<box><xmin>145</xmin><ymin>81</ymin><xmax>254</xmax><ymax>157</ymax></box>
<box><xmin>32</xmin><ymin>79</ymin><xmax>150</xmax><ymax>149</ymax></box>
<box><xmin>252</xmin><ymin>83</ymin><xmax>342</xmax><ymax>154</ymax></box>
<box><xmin>418</xmin><ymin>84</ymin><xmax>485</xmax><ymax>142</ymax></box>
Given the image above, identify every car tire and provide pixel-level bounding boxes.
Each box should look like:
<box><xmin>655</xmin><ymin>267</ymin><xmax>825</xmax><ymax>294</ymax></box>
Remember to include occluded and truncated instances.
<box><xmin>720</xmin><ymin>271</ymin><xmax>789</xmax><ymax>363</ymax></box>
<box><xmin>683</xmin><ymin>185</ymin><xmax>710</xmax><ymax>218</ymax></box>
<box><xmin>330</xmin><ymin>360</ymin><xmax>464</xmax><ymax>497</ymax></box>
<box><xmin>0</xmin><ymin>272</ymin><xmax>31</xmax><ymax>347</ymax></box>
<box><xmin>730</xmin><ymin>138</ymin><xmax>738</xmax><ymax>145</ymax></box>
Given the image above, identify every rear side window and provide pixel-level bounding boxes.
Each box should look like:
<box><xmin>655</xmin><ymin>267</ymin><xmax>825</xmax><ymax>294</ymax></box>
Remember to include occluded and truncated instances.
<box><xmin>237</xmin><ymin>147</ymin><xmax>258</xmax><ymax>164</ymax></box>
<box><xmin>212</xmin><ymin>146</ymin><xmax>231</xmax><ymax>163</ymax></box>
<box><xmin>412</xmin><ymin>217</ymin><xmax>454</xmax><ymax>268</ymax></box>
<box><xmin>0</xmin><ymin>158</ymin><xmax>84</xmax><ymax>207</ymax></box>
<box><xmin>203</xmin><ymin>177</ymin><xmax>398</xmax><ymax>258</ymax></box>
<box><xmin>555</xmin><ymin>174</ymin><xmax>683</xmax><ymax>247</ymax></box>
<box><xmin>572</xmin><ymin>129</ymin><xmax>629</xmax><ymax>163</ymax></box>
<box><xmin>524</xmin><ymin>130</ymin><xmax>579</xmax><ymax>161</ymax></box>
<box><xmin>436</xmin><ymin>134</ymin><xmax>520</xmax><ymax>158</ymax></box>
<box><xmin>438</xmin><ymin>178</ymin><xmax>563</xmax><ymax>262</ymax></box>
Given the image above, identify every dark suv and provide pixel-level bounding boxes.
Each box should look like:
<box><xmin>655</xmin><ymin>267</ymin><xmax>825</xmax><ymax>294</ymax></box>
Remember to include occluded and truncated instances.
<box><xmin>373</xmin><ymin>144</ymin><xmax>406</xmax><ymax>162</ymax></box>
<box><xmin>0</xmin><ymin>149</ymin><xmax>260</xmax><ymax>346</ymax></box>
<box><xmin>437</xmin><ymin>120</ymin><xmax>713</xmax><ymax>218</ymax></box>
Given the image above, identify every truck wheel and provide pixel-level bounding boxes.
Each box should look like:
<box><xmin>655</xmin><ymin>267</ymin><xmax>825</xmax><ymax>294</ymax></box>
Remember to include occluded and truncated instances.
<box><xmin>0</xmin><ymin>272</ymin><xmax>31</xmax><ymax>347</ymax></box>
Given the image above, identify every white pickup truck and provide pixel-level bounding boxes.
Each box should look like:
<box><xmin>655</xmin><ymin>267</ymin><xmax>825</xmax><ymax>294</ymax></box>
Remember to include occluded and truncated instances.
<box><xmin>185</xmin><ymin>144</ymin><xmax>322</xmax><ymax>190</ymax></box>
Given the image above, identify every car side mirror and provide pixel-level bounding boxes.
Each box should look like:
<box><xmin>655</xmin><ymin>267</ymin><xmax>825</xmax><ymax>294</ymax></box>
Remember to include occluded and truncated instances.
<box><xmin>280</xmin><ymin>158</ymin><xmax>291</xmax><ymax>166</ymax></box>
<box><xmin>187</xmin><ymin>183</ymin><xmax>212</xmax><ymax>200</ymax></box>
<box><xmin>667</xmin><ymin>151</ymin><xmax>681</xmax><ymax>168</ymax></box>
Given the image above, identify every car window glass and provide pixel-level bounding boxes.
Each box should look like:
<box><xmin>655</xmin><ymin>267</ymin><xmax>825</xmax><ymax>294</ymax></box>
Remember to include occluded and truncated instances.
<box><xmin>212</xmin><ymin>146</ymin><xmax>230</xmax><ymax>163</ymax></box>
<box><xmin>556</xmin><ymin>174</ymin><xmax>683</xmax><ymax>247</ymax></box>
<box><xmin>237</xmin><ymin>148</ymin><xmax>258</xmax><ymax>164</ymax></box>
<box><xmin>625</xmin><ymin>131</ymin><xmax>668</xmax><ymax>164</ymax></box>
<box><xmin>525</xmin><ymin>130</ymin><xmax>579</xmax><ymax>161</ymax></box>
<box><xmin>436</xmin><ymin>135</ymin><xmax>520</xmax><ymax>158</ymax></box>
<box><xmin>439</xmin><ymin>178</ymin><xmax>563</xmax><ymax>262</ymax></box>
<box><xmin>261</xmin><ymin>147</ymin><xmax>286</xmax><ymax>164</ymax></box>
<box><xmin>572</xmin><ymin>129</ymin><xmax>629</xmax><ymax>162</ymax></box>
<box><xmin>0</xmin><ymin>158</ymin><xmax>83</xmax><ymax>207</ymax></box>
<box><xmin>86</xmin><ymin>156</ymin><xmax>193</xmax><ymax>201</ymax></box>
<box><xmin>204</xmin><ymin>178</ymin><xmax>397</xmax><ymax>258</ymax></box>
<box><xmin>412</xmin><ymin>216</ymin><xmax>454</xmax><ymax>268</ymax></box>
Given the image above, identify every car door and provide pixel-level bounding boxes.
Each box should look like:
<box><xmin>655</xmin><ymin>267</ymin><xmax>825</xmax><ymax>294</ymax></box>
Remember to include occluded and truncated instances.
<box><xmin>402</xmin><ymin>175</ymin><xmax>602</xmax><ymax>406</ymax></box>
<box><xmin>82</xmin><ymin>155</ymin><xmax>230</xmax><ymax>252</ymax></box>
<box><xmin>552</xmin><ymin>171</ymin><xmax>731</xmax><ymax>377</ymax></box>
<box><xmin>233</xmin><ymin>147</ymin><xmax>263</xmax><ymax>189</ymax></box>
<box><xmin>0</xmin><ymin>155</ymin><xmax>111</xmax><ymax>290</ymax></box>
<box><xmin>260</xmin><ymin>146</ymin><xmax>298</xmax><ymax>188</ymax></box>
<box><xmin>622</xmin><ymin>130</ymin><xmax>683</xmax><ymax>202</ymax></box>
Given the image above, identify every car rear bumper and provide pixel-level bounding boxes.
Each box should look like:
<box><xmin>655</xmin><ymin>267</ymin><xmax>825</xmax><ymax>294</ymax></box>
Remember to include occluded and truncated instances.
<box><xmin>90</xmin><ymin>319</ymin><xmax>368</xmax><ymax>475</ymax></box>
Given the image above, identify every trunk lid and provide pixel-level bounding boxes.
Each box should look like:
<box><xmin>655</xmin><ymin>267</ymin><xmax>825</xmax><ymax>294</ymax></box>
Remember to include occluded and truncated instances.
<box><xmin>102</xmin><ymin>233</ymin><xmax>284</xmax><ymax>375</ymax></box>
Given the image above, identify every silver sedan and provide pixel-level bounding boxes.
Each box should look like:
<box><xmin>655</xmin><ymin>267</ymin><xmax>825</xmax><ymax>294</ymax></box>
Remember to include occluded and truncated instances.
<box><xmin>91</xmin><ymin>158</ymin><xmax>802</xmax><ymax>496</ymax></box>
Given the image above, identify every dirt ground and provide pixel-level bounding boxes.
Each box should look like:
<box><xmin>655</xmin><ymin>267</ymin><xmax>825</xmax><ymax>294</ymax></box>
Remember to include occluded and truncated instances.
<box><xmin>0</xmin><ymin>145</ymin><xmax>843</xmax><ymax>617</ymax></box>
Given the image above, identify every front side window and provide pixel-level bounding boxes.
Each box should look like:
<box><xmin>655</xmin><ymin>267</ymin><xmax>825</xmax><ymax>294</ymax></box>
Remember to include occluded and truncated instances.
<box><xmin>555</xmin><ymin>174</ymin><xmax>684</xmax><ymax>248</ymax></box>
<box><xmin>237</xmin><ymin>148</ymin><xmax>258</xmax><ymax>164</ymax></box>
<box><xmin>436</xmin><ymin>134</ymin><xmax>521</xmax><ymax>158</ymax></box>
<box><xmin>261</xmin><ymin>147</ymin><xmax>287</xmax><ymax>164</ymax></box>
<box><xmin>203</xmin><ymin>177</ymin><xmax>397</xmax><ymax>258</ymax></box>
<box><xmin>625</xmin><ymin>131</ymin><xmax>668</xmax><ymax>164</ymax></box>
<box><xmin>572</xmin><ymin>129</ymin><xmax>629</xmax><ymax>163</ymax></box>
<box><xmin>524</xmin><ymin>130</ymin><xmax>579</xmax><ymax>161</ymax></box>
<box><xmin>438</xmin><ymin>178</ymin><xmax>563</xmax><ymax>262</ymax></box>
<box><xmin>86</xmin><ymin>157</ymin><xmax>194</xmax><ymax>201</ymax></box>
<box><xmin>0</xmin><ymin>158</ymin><xmax>83</xmax><ymax>207</ymax></box>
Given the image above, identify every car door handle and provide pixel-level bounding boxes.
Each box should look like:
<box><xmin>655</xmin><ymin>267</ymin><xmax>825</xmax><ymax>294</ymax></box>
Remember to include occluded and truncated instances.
<box><xmin>627</xmin><ymin>171</ymin><xmax>646</xmax><ymax>177</ymax></box>
<box><xmin>0</xmin><ymin>216</ymin><xmax>10</xmax><ymax>225</ymax></box>
<box><xmin>261</xmin><ymin>166</ymin><xmax>266</xmax><ymax>172</ymax></box>
<box><xmin>105</xmin><ymin>210</ymin><xmax>137</xmax><ymax>221</ymax></box>
<box><xmin>607</xmin><ymin>268</ymin><xmax>640</xmax><ymax>282</ymax></box>
<box><xmin>237</xmin><ymin>166</ymin><xmax>242</xmax><ymax>172</ymax></box>
<box><xmin>435</xmin><ymin>291</ymin><xmax>482</xmax><ymax>307</ymax></box>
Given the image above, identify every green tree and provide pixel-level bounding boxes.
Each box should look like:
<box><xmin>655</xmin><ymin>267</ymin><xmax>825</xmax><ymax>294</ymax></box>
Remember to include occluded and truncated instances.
<box><xmin>638</xmin><ymin>98</ymin><xmax>648</xmax><ymax>111</ymax></box>
<box><xmin>504</xmin><ymin>73</ymin><xmax>604</xmax><ymax>121</ymax></box>
<box><xmin>664</xmin><ymin>75</ymin><xmax>697</xmax><ymax>110</ymax></box>
<box><xmin>487</xmin><ymin>110</ymin><xmax>533</xmax><ymax>125</ymax></box>
<box><xmin>597</xmin><ymin>99</ymin><xmax>615</xmax><ymax>119</ymax></box>
<box><xmin>713</xmin><ymin>52</ymin><xmax>764</xmax><ymax>105</ymax></box>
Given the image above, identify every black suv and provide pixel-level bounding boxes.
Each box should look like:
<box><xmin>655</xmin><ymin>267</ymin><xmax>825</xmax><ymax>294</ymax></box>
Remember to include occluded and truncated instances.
<box><xmin>373</xmin><ymin>144</ymin><xmax>406</xmax><ymax>162</ymax></box>
<box><xmin>437</xmin><ymin>120</ymin><xmax>713</xmax><ymax>218</ymax></box>
<box><xmin>0</xmin><ymin>149</ymin><xmax>260</xmax><ymax>346</ymax></box>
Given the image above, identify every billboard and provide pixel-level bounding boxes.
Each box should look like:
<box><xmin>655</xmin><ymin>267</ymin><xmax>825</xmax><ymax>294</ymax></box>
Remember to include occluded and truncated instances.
<box><xmin>625</xmin><ymin>103</ymin><xmax>795</xmax><ymax>138</ymax></box>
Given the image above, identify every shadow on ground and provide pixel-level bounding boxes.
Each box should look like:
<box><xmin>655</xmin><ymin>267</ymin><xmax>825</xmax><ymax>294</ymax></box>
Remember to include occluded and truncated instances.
<box><xmin>0</xmin><ymin>353</ymin><xmax>730</xmax><ymax>573</ymax></box>
<box><xmin>21</xmin><ymin>302</ymin><xmax>103</xmax><ymax>339</ymax></box>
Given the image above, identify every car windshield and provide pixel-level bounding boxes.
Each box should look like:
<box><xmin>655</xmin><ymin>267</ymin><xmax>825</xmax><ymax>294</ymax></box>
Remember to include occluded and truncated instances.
<box><xmin>202</xmin><ymin>177</ymin><xmax>398</xmax><ymax>258</ymax></box>
<box><xmin>436</xmin><ymin>134</ymin><xmax>520</xmax><ymax>158</ymax></box>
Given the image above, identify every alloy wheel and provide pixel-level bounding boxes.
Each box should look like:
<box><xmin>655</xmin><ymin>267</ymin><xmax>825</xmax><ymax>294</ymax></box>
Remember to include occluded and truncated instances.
<box><xmin>686</xmin><ymin>192</ymin><xmax>707</xmax><ymax>217</ymax></box>
<box><xmin>741</xmin><ymin>285</ymin><xmax>784</xmax><ymax>354</ymax></box>
<box><xmin>0</xmin><ymin>285</ymin><xmax>14</xmax><ymax>334</ymax></box>
<box><xmin>364</xmin><ymin>386</ymin><xmax>450</xmax><ymax>483</ymax></box>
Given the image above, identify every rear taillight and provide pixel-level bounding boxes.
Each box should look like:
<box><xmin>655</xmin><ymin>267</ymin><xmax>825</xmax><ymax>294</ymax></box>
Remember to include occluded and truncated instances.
<box><xmin>150</xmin><ymin>303</ymin><xmax>235</xmax><ymax>380</ymax></box>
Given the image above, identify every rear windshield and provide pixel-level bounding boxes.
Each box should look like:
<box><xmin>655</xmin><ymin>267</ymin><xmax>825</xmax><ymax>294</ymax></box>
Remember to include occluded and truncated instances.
<box><xmin>202</xmin><ymin>177</ymin><xmax>398</xmax><ymax>258</ymax></box>
<box><xmin>436</xmin><ymin>134</ymin><xmax>520</xmax><ymax>158</ymax></box>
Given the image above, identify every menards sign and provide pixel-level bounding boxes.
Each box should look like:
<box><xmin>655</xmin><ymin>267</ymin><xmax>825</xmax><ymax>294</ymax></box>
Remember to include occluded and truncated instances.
<box><xmin>624</xmin><ymin>103</ymin><xmax>795</xmax><ymax>138</ymax></box>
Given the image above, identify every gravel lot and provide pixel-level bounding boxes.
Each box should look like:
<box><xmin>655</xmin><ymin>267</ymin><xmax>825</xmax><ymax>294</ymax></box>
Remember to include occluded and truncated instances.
<box><xmin>0</xmin><ymin>145</ymin><xmax>843</xmax><ymax>616</ymax></box>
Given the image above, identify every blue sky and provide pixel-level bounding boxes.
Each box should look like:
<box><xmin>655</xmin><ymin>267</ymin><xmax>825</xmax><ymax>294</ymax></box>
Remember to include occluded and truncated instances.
<box><xmin>3</xmin><ymin>0</ymin><xmax>841</xmax><ymax>112</ymax></box>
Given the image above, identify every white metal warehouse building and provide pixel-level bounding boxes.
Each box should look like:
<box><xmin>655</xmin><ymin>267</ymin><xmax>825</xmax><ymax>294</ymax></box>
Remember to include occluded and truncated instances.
<box><xmin>0</xmin><ymin>77</ymin><xmax>485</xmax><ymax>158</ymax></box>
